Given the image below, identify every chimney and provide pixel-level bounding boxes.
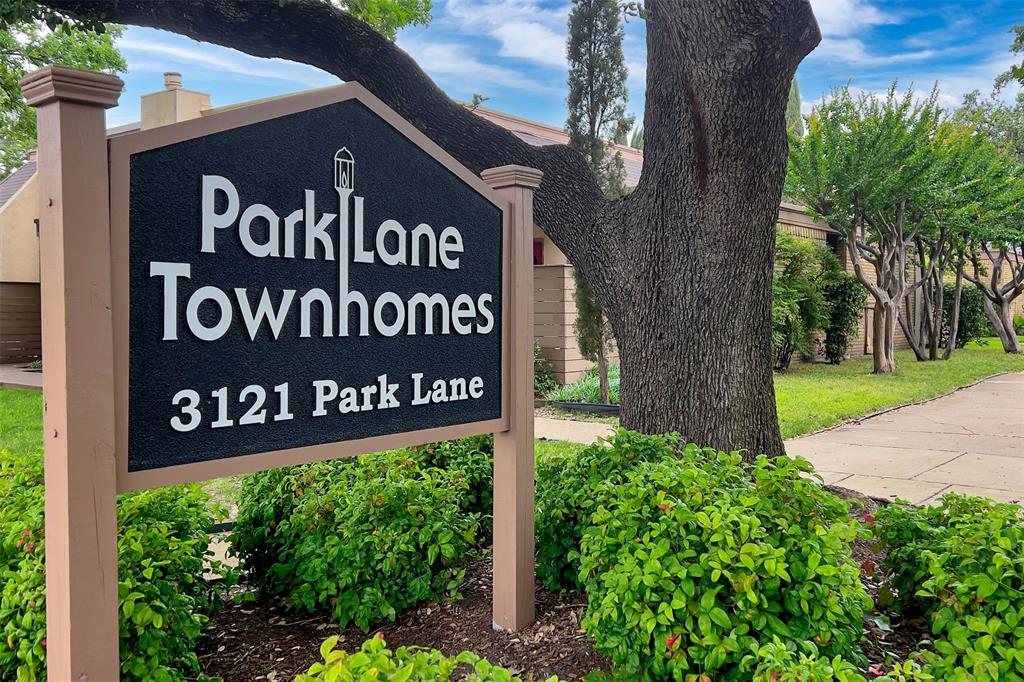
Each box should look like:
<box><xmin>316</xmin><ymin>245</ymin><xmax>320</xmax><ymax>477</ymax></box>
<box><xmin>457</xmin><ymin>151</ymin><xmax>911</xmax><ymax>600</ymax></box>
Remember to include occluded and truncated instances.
<box><xmin>139</xmin><ymin>71</ymin><xmax>211</xmax><ymax>130</ymax></box>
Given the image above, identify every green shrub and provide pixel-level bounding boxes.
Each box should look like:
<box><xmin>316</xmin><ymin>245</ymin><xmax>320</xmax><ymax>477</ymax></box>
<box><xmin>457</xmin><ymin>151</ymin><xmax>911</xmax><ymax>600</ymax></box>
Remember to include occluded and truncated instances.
<box><xmin>821</xmin><ymin>270</ymin><xmax>866</xmax><ymax>364</ymax></box>
<box><xmin>534</xmin><ymin>342</ymin><xmax>558</xmax><ymax>397</ymax></box>
<box><xmin>297</xmin><ymin>635</ymin><xmax>558</xmax><ymax>681</ymax></box>
<box><xmin>874</xmin><ymin>494</ymin><xmax>1024</xmax><ymax>680</ymax></box>
<box><xmin>1014</xmin><ymin>313</ymin><xmax>1024</xmax><ymax>335</ymax></box>
<box><xmin>535</xmin><ymin>429</ymin><xmax>679</xmax><ymax>591</ymax></box>
<box><xmin>413</xmin><ymin>435</ymin><xmax>494</xmax><ymax>528</ymax></box>
<box><xmin>744</xmin><ymin>638</ymin><xmax>868</xmax><ymax>681</ymax></box>
<box><xmin>942</xmin><ymin>283</ymin><xmax>992</xmax><ymax>348</ymax></box>
<box><xmin>547</xmin><ymin>364</ymin><xmax>620</xmax><ymax>404</ymax></box>
<box><xmin>578</xmin><ymin>452</ymin><xmax>871</xmax><ymax>680</ymax></box>
<box><xmin>233</xmin><ymin>453</ymin><xmax>479</xmax><ymax>631</ymax></box>
<box><xmin>0</xmin><ymin>450</ymin><xmax>227</xmax><ymax>681</ymax></box>
<box><xmin>772</xmin><ymin>230</ymin><xmax>830</xmax><ymax>370</ymax></box>
<box><xmin>232</xmin><ymin>458</ymin><xmax>354</xmax><ymax>589</ymax></box>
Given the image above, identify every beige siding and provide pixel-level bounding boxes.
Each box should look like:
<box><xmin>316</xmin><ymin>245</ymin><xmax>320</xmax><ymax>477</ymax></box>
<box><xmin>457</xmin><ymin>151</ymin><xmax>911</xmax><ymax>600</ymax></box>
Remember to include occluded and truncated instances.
<box><xmin>0</xmin><ymin>173</ymin><xmax>40</xmax><ymax>283</ymax></box>
<box><xmin>533</xmin><ymin>263</ymin><xmax>618</xmax><ymax>384</ymax></box>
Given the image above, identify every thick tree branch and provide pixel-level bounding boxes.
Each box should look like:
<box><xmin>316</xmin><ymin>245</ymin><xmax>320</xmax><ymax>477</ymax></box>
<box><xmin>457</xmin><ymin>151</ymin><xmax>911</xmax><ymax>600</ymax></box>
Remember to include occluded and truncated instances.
<box><xmin>39</xmin><ymin>0</ymin><xmax>610</xmax><ymax>277</ymax></box>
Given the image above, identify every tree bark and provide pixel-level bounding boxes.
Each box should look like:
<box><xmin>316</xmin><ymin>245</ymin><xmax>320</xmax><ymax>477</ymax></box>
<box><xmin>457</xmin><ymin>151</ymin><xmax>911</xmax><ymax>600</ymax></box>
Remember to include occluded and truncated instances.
<box><xmin>596</xmin><ymin>339</ymin><xmax>610</xmax><ymax>405</ymax></box>
<box><xmin>44</xmin><ymin>0</ymin><xmax>821</xmax><ymax>456</ymax></box>
<box><xmin>943</xmin><ymin>260</ymin><xmax>964</xmax><ymax>360</ymax></box>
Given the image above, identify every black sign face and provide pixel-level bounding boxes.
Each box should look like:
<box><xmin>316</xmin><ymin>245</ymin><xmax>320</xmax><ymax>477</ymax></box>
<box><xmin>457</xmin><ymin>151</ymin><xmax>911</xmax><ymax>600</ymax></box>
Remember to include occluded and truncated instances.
<box><xmin>125</xmin><ymin>98</ymin><xmax>504</xmax><ymax>472</ymax></box>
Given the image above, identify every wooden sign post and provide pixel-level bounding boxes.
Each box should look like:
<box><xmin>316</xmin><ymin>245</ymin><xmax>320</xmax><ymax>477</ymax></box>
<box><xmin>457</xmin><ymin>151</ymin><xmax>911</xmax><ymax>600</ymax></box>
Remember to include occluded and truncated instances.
<box><xmin>23</xmin><ymin>64</ymin><xmax>540</xmax><ymax>679</ymax></box>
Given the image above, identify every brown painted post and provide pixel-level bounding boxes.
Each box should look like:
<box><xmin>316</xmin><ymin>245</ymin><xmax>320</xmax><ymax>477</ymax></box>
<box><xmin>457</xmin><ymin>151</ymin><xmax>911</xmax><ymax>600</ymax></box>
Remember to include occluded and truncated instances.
<box><xmin>482</xmin><ymin>165</ymin><xmax>543</xmax><ymax>631</ymax></box>
<box><xmin>20</xmin><ymin>65</ymin><xmax>124</xmax><ymax>680</ymax></box>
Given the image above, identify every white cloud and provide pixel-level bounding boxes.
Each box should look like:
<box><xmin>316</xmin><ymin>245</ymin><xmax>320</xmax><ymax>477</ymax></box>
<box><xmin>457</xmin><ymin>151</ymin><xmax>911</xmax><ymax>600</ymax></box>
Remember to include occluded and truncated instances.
<box><xmin>442</xmin><ymin>0</ymin><xmax>570</xmax><ymax>68</ymax></box>
<box><xmin>116</xmin><ymin>36</ymin><xmax>334</xmax><ymax>88</ymax></box>
<box><xmin>400</xmin><ymin>39</ymin><xmax>554</xmax><ymax>94</ymax></box>
<box><xmin>815</xmin><ymin>37</ymin><xmax>939</xmax><ymax>66</ymax></box>
<box><xmin>490</xmin><ymin>21</ymin><xmax>566</xmax><ymax>67</ymax></box>
<box><xmin>808</xmin><ymin>0</ymin><xmax>901</xmax><ymax>37</ymax></box>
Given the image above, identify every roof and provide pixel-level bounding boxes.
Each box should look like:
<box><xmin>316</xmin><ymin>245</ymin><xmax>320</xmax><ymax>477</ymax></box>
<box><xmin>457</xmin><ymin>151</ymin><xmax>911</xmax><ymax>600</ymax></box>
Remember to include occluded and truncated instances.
<box><xmin>469</xmin><ymin>106</ymin><xmax>643</xmax><ymax>188</ymax></box>
<box><xmin>0</xmin><ymin>159</ymin><xmax>36</xmax><ymax>210</ymax></box>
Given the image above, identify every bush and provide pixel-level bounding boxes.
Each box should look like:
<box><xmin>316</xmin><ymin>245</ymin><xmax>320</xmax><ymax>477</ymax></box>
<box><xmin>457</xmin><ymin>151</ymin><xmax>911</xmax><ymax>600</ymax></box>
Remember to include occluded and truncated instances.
<box><xmin>297</xmin><ymin>635</ymin><xmax>558</xmax><ymax>681</ymax></box>
<box><xmin>1014</xmin><ymin>313</ymin><xmax>1024</xmax><ymax>335</ymax></box>
<box><xmin>413</xmin><ymin>435</ymin><xmax>494</xmax><ymax>537</ymax></box>
<box><xmin>942</xmin><ymin>283</ymin><xmax>992</xmax><ymax>348</ymax></box>
<box><xmin>0</xmin><ymin>450</ymin><xmax>228</xmax><ymax>681</ymax></box>
<box><xmin>744</xmin><ymin>638</ymin><xmax>868</xmax><ymax>681</ymax></box>
<box><xmin>232</xmin><ymin>452</ymin><xmax>480</xmax><ymax>631</ymax></box>
<box><xmin>547</xmin><ymin>364</ymin><xmax>620</xmax><ymax>404</ymax></box>
<box><xmin>231</xmin><ymin>458</ymin><xmax>354</xmax><ymax>588</ymax></box>
<box><xmin>578</xmin><ymin>451</ymin><xmax>871</xmax><ymax>680</ymax></box>
<box><xmin>874</xmin><ymin>494</ymin><xmax>1024</xmax><ymax>680</ymax></box>
<box><xmin>535</xmin><ymin>429</ymin><xmax>680</xmax><ymax>591</ymax></box>
<box><xmin>821</xmin><ymin>270</ymin><xmax>866</xmax><ymax>364</ymax></box>
<box><xmin>534</xmin><ymin>342</ymin><xmax>557</xmax><ymax>397</ymax></box>
<box><xmin>773</xmin><ymin>230</ymin><xmax>830</xmax><ymax>370</ymax></box>
<box><xmin>414</xmin><ymin>435</ymin><xmax>494</xmax><ymax>519</ymax></box>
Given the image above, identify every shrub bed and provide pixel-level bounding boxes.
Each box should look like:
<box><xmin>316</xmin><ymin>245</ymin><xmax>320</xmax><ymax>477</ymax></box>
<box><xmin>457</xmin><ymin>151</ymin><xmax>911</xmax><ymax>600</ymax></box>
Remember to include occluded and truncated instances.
<box><xmin>0</xmin><ymin>450</ymin><xmax>228</xmax><ymax>681</ymax></box>
<box><xmin>232</xmin><ymin>450</ymin><xmax>481</xmax><ymax>631</ymax></box>
<box><xmin>298</xmin><ymin>635</ymin><xmax>559</xmax><ymax>681</ymax></box>
<box><xmin>874</xmin><ymin>494</ymin><xmax>1024</xmax><ymax>680</ymax></box>
<box><xmin>578</xmin><ymin>451</ymin><xmax>871</xmax><ymax>680</ymax></box>
<box><xmin>547</xmin><ymin>364</ymin><xmax>621</xmax><ymax>404</ymax></box>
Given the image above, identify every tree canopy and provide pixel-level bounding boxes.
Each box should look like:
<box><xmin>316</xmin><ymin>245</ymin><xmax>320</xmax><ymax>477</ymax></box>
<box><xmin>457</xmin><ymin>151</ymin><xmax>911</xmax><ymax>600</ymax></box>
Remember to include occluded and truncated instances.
<box><xmin>0</xmin><ymin>8</ymin><xmax>124</xmax><ymax>178</ymax></box>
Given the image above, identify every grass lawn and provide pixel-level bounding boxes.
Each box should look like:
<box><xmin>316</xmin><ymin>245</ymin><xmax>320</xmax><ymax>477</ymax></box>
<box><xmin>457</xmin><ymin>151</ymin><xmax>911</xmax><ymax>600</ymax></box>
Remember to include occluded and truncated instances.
<box><xmin>775</xmin><ymin>338</ymin><xmax>1024</xmax><ymax>438</ymax></box>
<box><xmin>0</xmin><ymin>387</ymin><xmax>42</xmax><ymax>457</ymax></box>
<box><xmin>3</xmin><ymin>338</ymin><xmax>1019</xmax><ymax>466</ymax></box>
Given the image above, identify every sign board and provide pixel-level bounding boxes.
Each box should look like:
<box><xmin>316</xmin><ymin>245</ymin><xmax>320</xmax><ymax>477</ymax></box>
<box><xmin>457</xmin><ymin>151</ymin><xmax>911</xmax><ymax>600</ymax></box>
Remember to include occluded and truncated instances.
<box><xmin>108</xmin><ymin>84</ymin><xmax>512</xmax><ymax>490</ymax></box>
<box><xmin>27</xmin><ymin>66</ymin><xmax>539</xmax><ymax>680</ymax></box>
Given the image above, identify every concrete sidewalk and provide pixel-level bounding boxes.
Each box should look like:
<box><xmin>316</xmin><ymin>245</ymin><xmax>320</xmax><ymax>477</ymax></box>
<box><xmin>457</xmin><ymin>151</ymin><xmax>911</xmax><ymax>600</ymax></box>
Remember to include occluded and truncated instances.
<box><xmin>0</xmin><ymin>364</ymin><xmax>42</xmax><ymax>390</ymax></box>
<box><xmin>535</xmin><ymin>372</ymin><xmax>1024</xmax><ymax>505</ymax></box>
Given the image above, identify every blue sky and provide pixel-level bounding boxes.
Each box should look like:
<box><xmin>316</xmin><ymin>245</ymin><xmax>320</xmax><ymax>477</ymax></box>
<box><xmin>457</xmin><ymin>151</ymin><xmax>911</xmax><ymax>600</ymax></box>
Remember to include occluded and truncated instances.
<box><xmin>108</xmin><ymin>0</ymin><xmax>1024</xmax><ymax>131</ymax></box>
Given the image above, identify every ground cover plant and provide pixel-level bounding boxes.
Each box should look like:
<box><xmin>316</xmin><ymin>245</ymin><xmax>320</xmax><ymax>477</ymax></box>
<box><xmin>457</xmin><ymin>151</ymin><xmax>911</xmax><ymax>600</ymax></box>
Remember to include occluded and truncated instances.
<box><xmin>297</xmin><ymin>635</ymin><xmax>559</xmax><ymax>681</ymax></box>
<box><xmin>578</xmin><ymin>450</ymin><xmax>872</xmax><ymax>680</ymax></box>
<box><xmin>874</xmin><ymin>494</ymin><xmax>1024</xmax><ymax>680</ymax></box>
<box><xmin>0</xmin><ymin>449</ymin><xmax>230</xmax><ymax>680</ymax></box>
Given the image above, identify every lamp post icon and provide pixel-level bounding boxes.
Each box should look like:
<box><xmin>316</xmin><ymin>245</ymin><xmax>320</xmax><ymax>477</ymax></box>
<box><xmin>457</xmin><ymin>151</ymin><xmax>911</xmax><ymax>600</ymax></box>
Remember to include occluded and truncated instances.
<box><xmin>334</xmin><ymin>147</ymin><xmax>354</xmax><ymax>191</ymax></box>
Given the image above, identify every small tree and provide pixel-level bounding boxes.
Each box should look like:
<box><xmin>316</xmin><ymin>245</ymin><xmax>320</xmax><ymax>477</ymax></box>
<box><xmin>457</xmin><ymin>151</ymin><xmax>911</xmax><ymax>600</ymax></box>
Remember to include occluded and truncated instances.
<box><xmin>787</xmin><ymin>85</ymin><xmax>943</xmax><ymax>373</ymax></box>
<box><xmin>956</xmin><ymin>91</ymin><xmax>1024</xmax><ymax>354</ymax></box>
<box><xmin>786</xmin><ymin>78</ymin><xmax>804</xmax><ymax>136</ymax></box>
<box><xmin>565</xmin><ymin>0</ymin><xmax>631</xmax><ymax>403</ymax></box>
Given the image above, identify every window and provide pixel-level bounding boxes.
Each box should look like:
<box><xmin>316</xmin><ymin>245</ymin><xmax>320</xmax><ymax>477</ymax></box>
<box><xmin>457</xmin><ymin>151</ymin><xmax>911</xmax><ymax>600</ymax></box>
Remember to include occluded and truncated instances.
<box><xmin>533</xmin><ymin>239</ymin><xmax>544</xmax><ymax>265</ymax></box>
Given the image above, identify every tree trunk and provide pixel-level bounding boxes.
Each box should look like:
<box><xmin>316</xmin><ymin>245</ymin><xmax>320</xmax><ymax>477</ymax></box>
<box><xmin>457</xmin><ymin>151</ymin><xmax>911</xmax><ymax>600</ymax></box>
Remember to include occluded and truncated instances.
<box><xmin>44</xmin><ymin>0</ymin><xmax>821</xmax><ymax>456</ymax></box>
<box><xmin>596</xmin><ymin>336</ymin><xmax>610</xmax><ymax>405</ymax></box>
<box><xmin>984</xmin><ymin>298</ymin><xmax>1022</xmax><ymax>354</ymax></box>
<box><xmin>966</xmin><ymin>246</ymin><xmax>1024</xmax><ymax>355</ymax></box>
<box><xmin>943</xmin><ymin>262</ymin><xmax>964</xmax><ymax>360</ymax></box>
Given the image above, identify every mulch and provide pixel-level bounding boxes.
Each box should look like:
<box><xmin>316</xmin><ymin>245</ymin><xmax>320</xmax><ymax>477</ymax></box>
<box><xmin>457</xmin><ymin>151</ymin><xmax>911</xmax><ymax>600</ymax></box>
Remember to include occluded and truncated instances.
<box><xmin>198</xmin><ymin>485</ymin><xmax>931</xmax><ymax>681</ymax></box>
<box><xmin>198</xmin><ymin>559</ymin><xmax>606</xmax><ymax>681</ymax></box>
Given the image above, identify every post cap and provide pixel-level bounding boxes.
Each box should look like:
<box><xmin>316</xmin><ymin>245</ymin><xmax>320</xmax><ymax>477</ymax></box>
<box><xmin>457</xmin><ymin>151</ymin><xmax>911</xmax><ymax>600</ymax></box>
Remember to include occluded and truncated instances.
<box><xmin>481</xmin><ymin>165</ymin><xmax>543</xmax><ymax>190</ymax></box>
<box><xmin>20</xmin><ymin>65</ymin><xmax>123</xmax><ymax>109</ymax></box>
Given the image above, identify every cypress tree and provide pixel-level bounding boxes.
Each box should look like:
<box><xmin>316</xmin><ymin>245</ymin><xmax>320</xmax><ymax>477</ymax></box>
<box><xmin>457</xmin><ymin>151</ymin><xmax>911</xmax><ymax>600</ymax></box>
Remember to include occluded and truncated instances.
<box><xmin>565</xmin><ymin>0</ymin><xmax>631</xmax><ymax>403</ymax></box>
